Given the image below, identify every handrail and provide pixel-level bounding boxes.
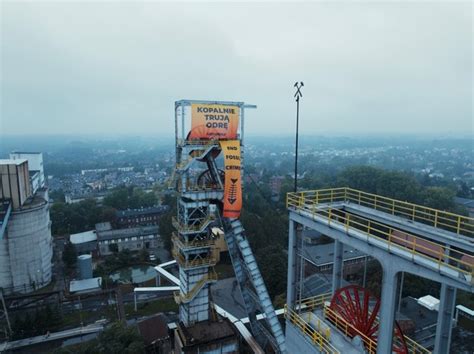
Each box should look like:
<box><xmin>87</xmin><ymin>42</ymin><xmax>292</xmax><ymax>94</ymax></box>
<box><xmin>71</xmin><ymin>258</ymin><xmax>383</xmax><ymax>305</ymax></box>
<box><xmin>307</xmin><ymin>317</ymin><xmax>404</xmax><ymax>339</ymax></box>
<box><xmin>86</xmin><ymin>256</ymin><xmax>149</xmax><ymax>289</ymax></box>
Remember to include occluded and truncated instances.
<box><xmin>324</xmin><ymin>305</ymin><xmax>431</xmax><ymax>354</ymax></box>
<box><xmin>324</xmin><ymin>305</ymin><xmax>377</xmax><ymax>354</ymax></box>
<box><xmin>289</xmin><ymin>295</ymin><xmax>430</xmax><ymax>353</ymax></box>
<box><xmin>288</xmin><ymin>199</ymin><xmax>473</xmax><ymax>278</ymax></box>
<box><xmin>287</xmin><ymin>188</ymin><xmax>474</xmax><ymax>280</ymax></box>
<box><xmin>172</xmin><ymin>215</ymin><xmax>215</xmax><ymax>233</ymax></box>
<box><xmin>284</xmin><ymin>305</ymin><xmax>340</xmax><ymax>354</ymax></box>
<box><xmin>177</xmin><ymin>139</ymin><xmax>220</xmax><ymax>147</ymax></box>
<box><xmin>172</xmin><ymin>249</ymin><xmax>217</xmax><ymax>269</ymax></box>
<box><xmin>296</xmin><ymin>292</ymin><xmax>332</xmax><ymax>311</ymax></box>
<box><xmin>402</xmin><ymin>334</ymin><xmax>432</xmax><ymax>354</ymax></box>
<box><xmin>175</xmin><ymin>270</ymin><xmax>218</xmax><ymax>304</ymax></box>
<box><xmin>172</xmin><ymin>232</ymin><xmax>215</xmax><ymax>249</ymax></box>
<box><xmin>287</xmin><ymin>187</ymin><xmax>474</xmax><ymax>237</ymax></box>
<box><xmin>179</xmin><ymin>185</ymin><xmax>224</xmax><ymax>193</ymax></box>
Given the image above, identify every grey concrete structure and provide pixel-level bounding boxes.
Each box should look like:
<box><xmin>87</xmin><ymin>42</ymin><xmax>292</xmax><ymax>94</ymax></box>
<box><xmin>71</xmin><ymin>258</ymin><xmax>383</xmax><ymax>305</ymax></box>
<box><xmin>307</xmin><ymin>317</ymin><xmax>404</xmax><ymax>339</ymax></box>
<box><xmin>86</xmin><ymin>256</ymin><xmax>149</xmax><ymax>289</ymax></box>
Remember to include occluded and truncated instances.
<box><xmin>434</xmin><ymin>283</ymin><xmax>457</xmax><ymax>354</ymax></box>
<box><xmin>0</xmin><ymin>157</ymin><xmax>52</xmax><ymax>294</ymax></box>
<box><xmin>331</xmin><ymin>240</ymin><xmax>343</xmax><ymax>294</ymax></box>
<box><xmin>77</xmin><ymin>254</ymin><xmax>93</xmax><ymax>280</ymax></box>
<box><xmin>285</xmin><ymin>189</ymin><xmax>473</xmax><ymax>354</ymax></box>
<box><xmin>0</xmin><ymin>196</ymin><xmax>53</xmax><ymax>294</ymax></box>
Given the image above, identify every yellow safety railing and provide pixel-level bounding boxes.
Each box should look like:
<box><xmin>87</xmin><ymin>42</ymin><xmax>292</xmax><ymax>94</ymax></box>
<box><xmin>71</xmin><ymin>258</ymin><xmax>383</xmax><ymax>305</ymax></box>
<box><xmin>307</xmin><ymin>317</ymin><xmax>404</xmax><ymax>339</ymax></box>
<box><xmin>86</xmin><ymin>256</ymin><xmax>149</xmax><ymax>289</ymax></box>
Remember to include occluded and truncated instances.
<box><xmin>172</xmin><ymin>215</ymin><xmax>215</xmax><ymax>233</ymax></box>
<box><xmin>174</xmin><ymin>270</ymin><xmax>218</xmax><ymax>304</ymax></box>
<box><xmin>284</xmin><ymin>305</ymin><xmax>340</xmax><ymax>354</ymax></box>
<box><xmin>287</xmin><ymin>188</ymin><xmax>474</xmax><ymax>281</ymax></box>
<box><xmin>178</xmin><ymin>139</ymin><xmax>220</xmax><ymax>147</ymax></box>
<box><xmin>402</xmin><ymin>334</ymin><xmax>432</xmax><ymax>354</ymax></box>
<box><xmin>297</xmin><ymin>292</ymin><xmax>332</xmax><ymax>311</ymax></box>
<box><xmin>324</xmin><ymin>305</ymin><xmax>431</xmax><ymax>354</ymax></box>
<box><xmin>172</xmin><ymin>232</ymin><xmax>215</xmax><ymax>249</ymax></box>
<box><xmin>287</xmin><ymin>187</ymin><xmax>474</xmax><ymax>237</ymax></box>
<box><xmin>172</xmin><ymin>248</ymin><xmax>217</xmax><ymax>269</ymax></box>
<box><xmin>179</xmin><ymin>184</ymin><xmax>224</xmax><ymax>193</ymax></box>
<box><xmin>289</xmin><ymin>296</ymin><xmax>430</xmax><ymax>353</ymax></box>
<box><xmin>324</xmin><ymin>305</ymin><xmax>377</xmax><ymax>354</ymax></box>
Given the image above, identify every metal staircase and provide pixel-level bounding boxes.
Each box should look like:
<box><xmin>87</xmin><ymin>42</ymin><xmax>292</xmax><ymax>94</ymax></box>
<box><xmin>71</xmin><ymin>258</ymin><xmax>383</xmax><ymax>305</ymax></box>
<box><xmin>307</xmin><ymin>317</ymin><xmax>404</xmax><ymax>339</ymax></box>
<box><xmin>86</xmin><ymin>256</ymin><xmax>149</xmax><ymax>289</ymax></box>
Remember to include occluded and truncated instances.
<box><xmin>174</xmin><ymin>270</ymin><xmax>218</xmax><ymax>304</ymax></box>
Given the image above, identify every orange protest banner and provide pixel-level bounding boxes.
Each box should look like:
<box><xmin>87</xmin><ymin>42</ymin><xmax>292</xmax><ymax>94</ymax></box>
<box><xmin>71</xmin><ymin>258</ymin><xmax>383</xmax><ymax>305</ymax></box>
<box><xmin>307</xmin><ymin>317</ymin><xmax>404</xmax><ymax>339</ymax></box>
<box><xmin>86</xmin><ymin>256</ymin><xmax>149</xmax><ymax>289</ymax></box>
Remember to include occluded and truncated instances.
<box><xmin>188</xmin><ymin>104</ymin><xmax>239</xmax><ymax>140</ymax></box>
<box><xmin>220</xmin><ymin>140</ymin><xmax>242</xmax><ymax>218</ymax></box>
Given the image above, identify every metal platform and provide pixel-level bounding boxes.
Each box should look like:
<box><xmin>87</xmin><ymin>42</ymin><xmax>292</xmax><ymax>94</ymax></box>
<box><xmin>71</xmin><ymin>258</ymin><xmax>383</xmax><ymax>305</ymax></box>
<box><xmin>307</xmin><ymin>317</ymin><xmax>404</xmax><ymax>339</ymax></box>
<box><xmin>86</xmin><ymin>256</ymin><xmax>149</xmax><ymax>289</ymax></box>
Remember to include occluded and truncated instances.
<box><xmin>286</xmin><ymin>188</ymin><xmax>473</xmax><ymax>354</ymax></box>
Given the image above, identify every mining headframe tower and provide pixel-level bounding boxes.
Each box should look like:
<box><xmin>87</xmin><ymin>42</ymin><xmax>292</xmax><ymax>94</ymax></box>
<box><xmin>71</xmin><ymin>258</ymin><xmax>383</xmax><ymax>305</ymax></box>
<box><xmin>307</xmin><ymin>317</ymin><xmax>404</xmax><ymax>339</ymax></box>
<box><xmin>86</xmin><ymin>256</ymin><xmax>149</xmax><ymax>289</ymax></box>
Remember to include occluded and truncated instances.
<box><xmin>171</xmin><ymin>99</ymin><xmax>286</xmax><ymax>353</ymax></box>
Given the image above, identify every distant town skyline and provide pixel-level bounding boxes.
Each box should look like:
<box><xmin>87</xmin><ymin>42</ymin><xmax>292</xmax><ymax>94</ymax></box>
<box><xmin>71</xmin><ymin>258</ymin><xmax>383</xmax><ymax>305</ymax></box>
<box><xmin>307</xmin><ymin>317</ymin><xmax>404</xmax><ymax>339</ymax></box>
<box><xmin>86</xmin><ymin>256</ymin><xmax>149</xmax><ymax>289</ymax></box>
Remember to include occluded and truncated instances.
<box><xmin>1</xmin><ymin>1</ymin><xmax>472</xmax><ymax>136</ymax></box>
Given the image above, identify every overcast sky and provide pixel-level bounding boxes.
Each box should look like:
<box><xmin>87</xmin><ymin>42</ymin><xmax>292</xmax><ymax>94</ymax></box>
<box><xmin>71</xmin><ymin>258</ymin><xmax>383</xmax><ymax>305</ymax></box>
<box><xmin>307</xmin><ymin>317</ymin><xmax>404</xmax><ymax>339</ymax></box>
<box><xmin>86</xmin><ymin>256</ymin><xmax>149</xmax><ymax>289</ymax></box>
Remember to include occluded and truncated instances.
<box><xmin>1</xmin><ymin>1</ymin><xmax>472</xmax><ymax>137</ymax></box>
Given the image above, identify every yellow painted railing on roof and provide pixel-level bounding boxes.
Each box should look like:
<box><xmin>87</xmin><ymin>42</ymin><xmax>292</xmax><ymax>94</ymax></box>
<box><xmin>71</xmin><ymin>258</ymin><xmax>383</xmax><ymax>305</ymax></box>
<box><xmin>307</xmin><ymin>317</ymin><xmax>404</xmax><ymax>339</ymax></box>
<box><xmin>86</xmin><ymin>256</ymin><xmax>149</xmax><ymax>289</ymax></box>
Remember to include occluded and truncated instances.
<box><xmin>284</xmin><ymin>305</ymin><xmax>340</xmax><ymax>354</ymax></box>
<box><xmin>287</xmin><ymin>188</ymin><xmax>474</xmax><ymax>281</ymax></box>
<box><xmin>286</xmin><ymin>187</ymin><xmax>474</xmax><ymax>237</ymax></box>
<box><xmin>296</xmin><ymin>292</ymin><xmax>332</xmax><ymax>311</ymax></box>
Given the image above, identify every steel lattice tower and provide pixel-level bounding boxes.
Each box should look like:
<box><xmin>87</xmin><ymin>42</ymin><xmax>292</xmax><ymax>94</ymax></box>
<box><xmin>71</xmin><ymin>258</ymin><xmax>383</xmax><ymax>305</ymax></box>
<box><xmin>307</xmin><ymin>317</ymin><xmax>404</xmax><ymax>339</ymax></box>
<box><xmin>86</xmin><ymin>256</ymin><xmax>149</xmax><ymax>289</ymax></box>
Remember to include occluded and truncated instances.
<box><xmin>172</xmin><ymin>100</ymin><xmax>286</xmax><ymax>353</ymax></box>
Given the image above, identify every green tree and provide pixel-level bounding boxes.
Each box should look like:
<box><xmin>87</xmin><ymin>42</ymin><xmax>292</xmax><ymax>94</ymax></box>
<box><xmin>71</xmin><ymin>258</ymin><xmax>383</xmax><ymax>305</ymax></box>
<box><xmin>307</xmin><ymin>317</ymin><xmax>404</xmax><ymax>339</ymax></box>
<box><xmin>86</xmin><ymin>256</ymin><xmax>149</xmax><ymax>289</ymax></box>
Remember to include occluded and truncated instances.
<box><xmin>103</xmin><ymin>186</ymin><xmax>158</xmax><ymax>210</ymax></box>
<box><xmin>421</xmin><ymin>187</ymin><xmax>455</xmax><ymax>211</ymax></box>
<box><xmin>256</xmin><ymin>244</ymin><xmax>288</xmax><ymax>300</ymax></box>
<box><xmin>63</xmin><ymin>243</ymin><xmax>77</xmax><ymax>270</ymax></box>
<box><xmin>53</xmin><ymin>322</ymin><xmax>145</xmax><ymax>354</ymax></box>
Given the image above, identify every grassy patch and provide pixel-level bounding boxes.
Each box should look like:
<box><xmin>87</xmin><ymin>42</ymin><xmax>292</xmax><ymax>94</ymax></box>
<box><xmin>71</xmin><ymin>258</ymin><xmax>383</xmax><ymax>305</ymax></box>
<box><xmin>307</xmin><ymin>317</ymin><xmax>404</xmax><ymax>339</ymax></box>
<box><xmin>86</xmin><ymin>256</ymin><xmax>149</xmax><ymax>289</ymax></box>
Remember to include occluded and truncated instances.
<box><xmin>61</xmin><ymin>306</ymin><xmax>117</xmax><ymax>328</ymax></box>
<box><xmin>124</xmin><ymin>297</ymin><xmax>178</xmax><ymax>318</ymax></box>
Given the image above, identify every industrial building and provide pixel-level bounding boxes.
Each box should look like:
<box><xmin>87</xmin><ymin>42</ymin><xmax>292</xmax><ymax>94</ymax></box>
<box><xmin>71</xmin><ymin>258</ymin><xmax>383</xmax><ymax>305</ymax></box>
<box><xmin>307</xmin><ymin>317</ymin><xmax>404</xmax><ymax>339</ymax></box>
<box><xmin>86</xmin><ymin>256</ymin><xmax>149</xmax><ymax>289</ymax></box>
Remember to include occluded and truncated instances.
<box><xmin>116</xmin><ymin>205</ymin><xmax>169</xmax><ymax>228</ymax></box>
<box><xmin>97</xmin><ymin>224</ymin><xmax>161</xmax><ymax>256</ymax></box>
<box><xmin>0</xmin><ymin>153</ymin><xmax>53</xmax><ymax>294</ymax></box>
<box><xmin>69</xmin><ymin>223</ymin><xmax>162</xmax><ymax>257</ymax></box>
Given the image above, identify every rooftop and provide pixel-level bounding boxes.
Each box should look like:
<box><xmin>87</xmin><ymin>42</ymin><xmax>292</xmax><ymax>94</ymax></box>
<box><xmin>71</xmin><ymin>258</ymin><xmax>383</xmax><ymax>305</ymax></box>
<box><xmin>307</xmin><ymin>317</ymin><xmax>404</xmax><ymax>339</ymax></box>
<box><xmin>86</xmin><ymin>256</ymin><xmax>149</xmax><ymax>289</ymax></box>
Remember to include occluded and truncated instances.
<box><xmin>417</xmin><ymin>295</ymin><xmax>440</xmax><ymax>311</ymax></box>
<box><xmin>137</xmin><ymin>313</ymin><xmax>170</xmax><ymax>345</ymax></box>
<box><xmin>69</xmin><ymin>277</ymin><xmax>102</xmax><ymax>294</ymax></box>
<box><xmin>70</xmin><ymin>230</ymin><xmax>97</xmax><ymax>244</ymax></box>
<box><xmin>10</xmin><ymin>151</ymin><xmax>42</xmax><ymax>155</ymax></box>
<box><xmin>454</xmin><ymin>197</ymin><xmax>474</xmax><ymax>208</ymax></box>
<box><xmin>97</xmin><ymin>225</ymin><xmax>159</xmax><ymax>241</ymax></box>
<box><xmin>0</xmin><ymin>159</ymin><xmax>27</xmax><ymax>166</ymax></box>
<box><xmin>116</xmin><ymin>205</ymin><xmax>169</xmax><ymax>218</ymax></box>
<box><xmin>176</xmin><ymin>318</ymin><xmax>236</xmax><ymax>348</ymax></box>
<box><xmin>302</xmin><ymin>241</ymin><xmax>366</xmax><ymax>267</ymax></box>
<box><xmin>95</xmin><ymin>222</ymin><xmax>113</xmax><ymax>232</ymax></box>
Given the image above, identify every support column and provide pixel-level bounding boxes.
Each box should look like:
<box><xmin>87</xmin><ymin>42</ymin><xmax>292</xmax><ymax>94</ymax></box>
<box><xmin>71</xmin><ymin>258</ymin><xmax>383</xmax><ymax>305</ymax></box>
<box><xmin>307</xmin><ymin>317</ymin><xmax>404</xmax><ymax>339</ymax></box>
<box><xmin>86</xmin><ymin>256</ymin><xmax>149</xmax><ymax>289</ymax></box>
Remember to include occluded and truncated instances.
<box><xmin>377</xmin><ymin>267</ymin><xmax>399</xmax><ymax>354</ymax></box>
<box><xmin>434</xmin><ymin>283</ymin><xmax>457</xmax><ymax>354</ymax></box>
<box><xmin>286</xmin><ymin>219</ymin><xmax>298</xmax><ymax>309</ymax></box>
<box><xmin>156</xmin><ymin>274</ymin><xmax>161</xmax><ymax>287</ymax></box>
<box><xmin>134</xmin><ymin>292</ymin><xmax>137</xmax><ymax>312</ymax></box>
<box><xmin>331</xmin><ymin>240</ymin><xmax>343</xmax><ymax>294</ymax></box>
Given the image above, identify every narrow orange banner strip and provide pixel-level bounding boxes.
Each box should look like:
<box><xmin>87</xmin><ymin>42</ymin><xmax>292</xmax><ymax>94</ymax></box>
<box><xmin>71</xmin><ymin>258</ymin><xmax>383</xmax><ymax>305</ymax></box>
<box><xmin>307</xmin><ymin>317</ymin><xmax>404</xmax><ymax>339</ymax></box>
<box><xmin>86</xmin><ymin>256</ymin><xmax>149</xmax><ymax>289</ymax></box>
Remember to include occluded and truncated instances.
<box><xmin>220</xmin><ymin>140</ymin><xmax>242</xmax><ymax>218</ymax></box>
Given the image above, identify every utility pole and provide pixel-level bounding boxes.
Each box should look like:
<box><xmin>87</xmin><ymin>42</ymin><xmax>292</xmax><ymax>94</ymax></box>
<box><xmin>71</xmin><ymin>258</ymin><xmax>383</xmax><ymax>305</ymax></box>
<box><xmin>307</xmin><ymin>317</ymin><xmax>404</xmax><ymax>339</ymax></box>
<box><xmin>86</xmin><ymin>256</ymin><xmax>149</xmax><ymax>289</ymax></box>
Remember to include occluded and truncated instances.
<box><xmin>294</xmin><ymin>82</ymin><xmax>304</xmax><ymax>192</ymax></box>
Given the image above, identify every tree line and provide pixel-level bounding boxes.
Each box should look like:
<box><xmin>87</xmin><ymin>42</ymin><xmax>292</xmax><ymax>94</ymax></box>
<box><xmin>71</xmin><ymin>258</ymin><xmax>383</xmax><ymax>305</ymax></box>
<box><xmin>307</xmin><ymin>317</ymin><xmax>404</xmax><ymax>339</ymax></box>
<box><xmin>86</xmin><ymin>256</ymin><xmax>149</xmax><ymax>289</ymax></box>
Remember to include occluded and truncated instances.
<box><xmin>50</xmin><ymin>186</ymin><xmax>159</xmax><ymax>236</ymax></box>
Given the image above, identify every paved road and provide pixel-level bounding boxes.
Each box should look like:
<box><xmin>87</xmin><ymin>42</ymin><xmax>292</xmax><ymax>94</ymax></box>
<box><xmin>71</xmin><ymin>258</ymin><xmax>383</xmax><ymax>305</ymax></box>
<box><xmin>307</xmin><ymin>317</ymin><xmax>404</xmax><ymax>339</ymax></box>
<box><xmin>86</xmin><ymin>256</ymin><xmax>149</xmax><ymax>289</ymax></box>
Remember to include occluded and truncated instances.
<box><xmin>0</xmin><ymin>324</ymin><xmax>104</xmax><ymax>351</ymax></box>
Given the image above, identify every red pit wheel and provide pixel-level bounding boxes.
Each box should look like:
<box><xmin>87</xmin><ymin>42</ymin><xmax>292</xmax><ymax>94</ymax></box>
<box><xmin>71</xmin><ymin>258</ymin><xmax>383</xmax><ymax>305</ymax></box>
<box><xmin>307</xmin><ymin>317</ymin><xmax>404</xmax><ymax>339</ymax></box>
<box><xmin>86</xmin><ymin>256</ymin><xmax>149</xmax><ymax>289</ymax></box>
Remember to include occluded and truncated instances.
<box><xmin>329</xmin><ymin>285</ymin><xmax>408</xmax><ymax>354</ymax></box>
